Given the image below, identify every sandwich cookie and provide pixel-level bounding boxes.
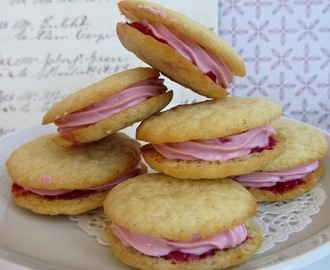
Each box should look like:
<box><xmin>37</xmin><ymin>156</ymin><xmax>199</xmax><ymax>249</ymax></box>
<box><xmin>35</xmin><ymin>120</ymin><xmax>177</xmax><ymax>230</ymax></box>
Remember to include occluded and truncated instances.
<box><xmin>116</xmin><ymin>0</ymin><xmax>245</xmax><ymax>99</ymax></box>
<box><xmin>136</xmin><ymin>97</ymin><xmax>286</xmax><ymax>179</ymax></box>
<box><xmin>6</xmin><ymin>132</ymin><xmax>146</xmax><ymax>215</ymax></box>
<box><xmin>42</xmin><ymin>67</ymin><xmax>173</xmax><ymax>146</ymax></box>
<box><xmin>104</xmin><ymin>174</ymin><xmax>263</xmax><ymax>270</ymax></box>
<box><xmin>230</xmin><ymin>120</ymin><xmax>328</xmax><ymax>202</ymax></box>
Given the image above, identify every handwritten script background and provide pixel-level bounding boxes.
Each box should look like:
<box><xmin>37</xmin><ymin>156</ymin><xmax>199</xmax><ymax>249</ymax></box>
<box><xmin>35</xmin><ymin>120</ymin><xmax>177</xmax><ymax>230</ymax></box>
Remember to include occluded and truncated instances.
<box><xmin>0</xmin><ymin>0</ymin><xmax>217</xmax><ymax>135</ymax></box>
<box><xmin>0</xmin><ymin>0</ymin><xmax>329</xmax><ymax>136</ymax></box>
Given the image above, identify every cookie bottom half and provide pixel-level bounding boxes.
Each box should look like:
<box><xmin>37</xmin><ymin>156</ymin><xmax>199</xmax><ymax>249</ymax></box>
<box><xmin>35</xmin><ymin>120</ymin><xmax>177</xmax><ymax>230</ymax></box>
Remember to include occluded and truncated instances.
<box><xmin>246</xmin><ymin>163</ymin><xmax>324</xmax><ymax>202</ymax></box>
<box><xmin>11</xmin><ymin>187</ymin><xmax>109</xmax><ymax>215</ymax></box>
<box><xmin>105</xmin><ymin>219</ymin><xmax>263</xmax><ymax>270</ymax></box>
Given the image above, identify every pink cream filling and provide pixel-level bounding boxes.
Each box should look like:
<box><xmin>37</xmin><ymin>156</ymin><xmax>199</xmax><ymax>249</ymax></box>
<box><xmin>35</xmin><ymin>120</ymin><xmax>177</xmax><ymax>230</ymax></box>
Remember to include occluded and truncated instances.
<box><xmin>137</xmin><ymin>20</ymin><xmax>233</xmax><ymax>88</ymax></box>
<box><xmin>153</xmin><ymin>125</ymin><xmax>276</xmax><ymax>162</ymax></box>
<box><xmin>231</xmin><ymin>161</ymin><xmax>319</xmax><ymax>188</ymax></box>
<box><xmin>21</xmin><ymin>163</ymin><xmax>142</xmax><ymax>196</ymax></box>
<box><xmin>111</xmin><ymin>222</ymin><xmax>247</xmax><ymax>257</ymax></box>
<box><xmin>55</xmin><ymin>78</ymin><xmax>168</xmax><ymax>134</ymax></box>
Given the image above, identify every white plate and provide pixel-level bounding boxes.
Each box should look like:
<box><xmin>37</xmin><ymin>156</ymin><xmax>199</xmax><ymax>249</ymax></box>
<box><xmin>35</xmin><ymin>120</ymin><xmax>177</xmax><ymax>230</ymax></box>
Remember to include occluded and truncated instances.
<box><xmin>0</xmin><ymin>118</ymin><xmax>329</xmax><ymax>270</ymax></box>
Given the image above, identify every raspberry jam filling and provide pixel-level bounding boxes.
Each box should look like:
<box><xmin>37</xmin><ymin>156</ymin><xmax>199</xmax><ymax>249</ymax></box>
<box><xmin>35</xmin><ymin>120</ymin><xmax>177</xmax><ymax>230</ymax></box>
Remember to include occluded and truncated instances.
<box><xmin>12</xmin><ymin>183</ymin><xmax>97</xmax><ymax>201</ymax></box>
<box><xmin>259</xmin><ymin>178</ymin><xmax>304</xmax><ymax>194</ymax></box>
<box><xmin>131</xmin><ymin>22</ymin><xmax>162</xmax><ymax>40</ymax></box>
<box><xmin>162</xmin><ymin>249</ymin><xmax>218</xmax><ymax>262</ymax></box>
<box><xmin>162</xmin><ymin>237</ymin><xmax>248</xmax><ymax>262</ymax></box>
<box><xmin>59</xmin><ymin>133</ymin><xmax>82</xmax><ymax>146</ymax></box>
<box><xmin>250</xmin><ymin>137</ymin><xmax>276</xmax><ymax>154</ymax></box>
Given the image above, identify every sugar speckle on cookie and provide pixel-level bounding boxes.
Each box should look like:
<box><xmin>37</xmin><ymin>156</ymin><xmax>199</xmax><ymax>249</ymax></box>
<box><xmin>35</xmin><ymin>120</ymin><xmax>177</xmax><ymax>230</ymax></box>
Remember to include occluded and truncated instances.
<box><xmin>40</xmin><ymin>174</ymin><xmax>52</xmax><ymax>185</ymax></box>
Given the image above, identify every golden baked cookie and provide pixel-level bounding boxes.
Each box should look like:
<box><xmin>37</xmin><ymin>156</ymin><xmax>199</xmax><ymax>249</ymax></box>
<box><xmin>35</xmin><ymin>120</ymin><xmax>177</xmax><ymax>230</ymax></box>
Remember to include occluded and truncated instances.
<box><xmin>231</xmin><ymin>120</ymin><xmax>328</xmax><ymax>202</ymax></box>
<box><xmin>117</xmin><ymin>0</ymin><xmax>245</xmax><ymax>99</ymax></box>
<box><xmin>136</xmin><ymin>97</ymin><xmax>282</xmax><ymax>143</ymax></box>
<box><xmin>6</xmin><ymin>132</ymin><xmax>146</xmax><ymax>215</ymax></box>
<box><xmin>263</xmin><ymin>120</ymin><xmax>328</xmax><ymax>171</ymax></box>
<box><xmin>42</xmin><ymin>67</ymin><xmax>173</xmax><ymax>146</ymax></box>
<box><xmin>136</xmin><ymin>97</ymin><xmax>285</xmax><ymax>179</ymax></box>
<box><xmin>103</xmin><ymin>174</ymin><xmax>263</xmax><ymax>270</ymax></box>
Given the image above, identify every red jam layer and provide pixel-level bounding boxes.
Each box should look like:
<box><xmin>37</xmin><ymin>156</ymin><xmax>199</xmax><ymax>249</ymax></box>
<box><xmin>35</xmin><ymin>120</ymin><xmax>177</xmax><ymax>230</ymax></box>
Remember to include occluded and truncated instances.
<box><xmin>60</xmin><ymin>133</ymin><xmax>82</xmax><ymax>145</ymax></box>
<box><xmin>161</xmin><ymin>237</ymin><xmax>249</xmax><ymax>262</ymax></box>
<box><xmin>250</xmin><ymin>137</ymin><xmax>276</xmax><ymax>154</ymax></box>
<box><xmin>129</xmin><ymin>22</ymin><xmax>217</xmax><ymax>83</ymax></box>
<box><xmin>260</xmin><ymin>178</ymin><xmax>304</xmax><ymax>194</ymax></box>
<box><xmin>130</xmin><ymin>22</ymin><xmax>168</xmax><ymax>44</ymax></box>
<box><xmin>11</xmin><ymin>183</ymin><xmax>97</xmax><ymax>201</ymax></box>
<box><xmin>162</xmin><ymin>249</ymin><xmax>218</xmax><ymax>262</ymax></box>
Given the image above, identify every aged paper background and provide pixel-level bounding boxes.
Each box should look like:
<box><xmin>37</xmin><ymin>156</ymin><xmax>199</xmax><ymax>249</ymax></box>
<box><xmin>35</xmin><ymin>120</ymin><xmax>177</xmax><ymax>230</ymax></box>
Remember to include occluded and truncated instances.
<box><xmin>0</xmin><ymin>0</ymin><xmax>217</xmax><ymax>136</ymax></box>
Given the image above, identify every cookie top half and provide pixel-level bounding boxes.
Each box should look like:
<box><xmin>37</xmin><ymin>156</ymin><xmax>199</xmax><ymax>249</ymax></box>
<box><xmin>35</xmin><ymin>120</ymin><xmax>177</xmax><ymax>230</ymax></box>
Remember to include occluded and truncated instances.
<box><xmin>6</xmin><ymin>132</ymin><xmax>141</xmax><ymax>190</ymax></box>
<box><xmin>42</xmin><ymin>67</ymin><xmax>160</xmax><ymax>125</ymax></box>
<box><xmin>104</xmin><ymin>173</ymin><xmax>257</xmax><ymax>240</ymax></box>
<box><xmin>262</xmin><ymin>120</ymin><xmax>328</xmax><ymax>171</ymax></box>
<box><xmin>136</xmin><ymin>97</ymin><xmax>282</xmax><ymax>144</ymax></box>
<box><xmin>118</xmin><ymin>0</ymin><xmax>245</xmax><ymax>77</ymax></box>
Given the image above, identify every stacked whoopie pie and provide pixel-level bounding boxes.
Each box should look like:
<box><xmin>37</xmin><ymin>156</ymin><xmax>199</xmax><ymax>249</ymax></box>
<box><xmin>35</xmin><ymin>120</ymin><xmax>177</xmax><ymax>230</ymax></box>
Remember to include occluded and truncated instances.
<box><xmin>103</xmin><ymin>1</ymin><xmax>328</xmax><ymax>270</ymax></box>
<box><xmin>102</xmin><ymin>1</ymin><xmax>279</xmax><ymax>270</ymax></box>
<box><xmin>6</xmin><ymin>67</ymin><xmax>173</xmax><ymax>215</ymax></box>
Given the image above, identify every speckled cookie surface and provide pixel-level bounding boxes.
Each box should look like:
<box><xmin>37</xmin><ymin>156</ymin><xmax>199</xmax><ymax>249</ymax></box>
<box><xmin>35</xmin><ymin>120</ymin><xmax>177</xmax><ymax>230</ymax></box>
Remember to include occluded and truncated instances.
<box><xmin>105</xmin><ymin>219</ymin><xmax>263</xmax><ymax>270</ymax></box>
<box><xmin>104</xmin><ymin>174</ymin><xmax>257</xmax><ymax>240</ymax></box>
<box><xmin>6</xmin><ymin>132</ymin><xmax>142</xmax><ymax>190</ymax></box>
<box><xmin>140</xmin><ymin>132</ymin><xmax>286</xmax><ymax>179</ymax></box>
<box><xmin>262</xmin><ymin>120</ymin><xmax>328</xmax><ymax>171</ymax></box>
<box><xmin>247</xmin><ymin>164</ymin><xmax>324</xmax><ymax>202</ymax></box>
<box><xmin>136</xmin><ymin>97</ymin><xmax>283</xmax><ymax>144</ymax></box>
<box><xmin>117</xmin><ymin>0</ymin><xmax>245</xmax><ymax>99</ymax></box>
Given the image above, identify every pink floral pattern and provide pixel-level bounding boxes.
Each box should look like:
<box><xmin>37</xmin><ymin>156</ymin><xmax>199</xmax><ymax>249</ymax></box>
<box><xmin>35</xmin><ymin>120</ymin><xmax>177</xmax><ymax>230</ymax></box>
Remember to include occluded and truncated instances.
<box><xmin>219</xmin><ymin>0</ymin><xmax>330</xmax><ymax>132</ymax></box>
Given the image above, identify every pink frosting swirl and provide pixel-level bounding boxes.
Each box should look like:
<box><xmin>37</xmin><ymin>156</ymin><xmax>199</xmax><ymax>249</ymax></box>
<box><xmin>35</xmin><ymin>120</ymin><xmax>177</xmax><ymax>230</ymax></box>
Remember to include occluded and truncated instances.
<box><xmin>153</xmin><ymin>125</ymin><xmax>276</xmax><ymax>162</ymax></box>
<box><xmin>55</xmin><ymin>78</ymin><xmax>168</xmax><ymax>134</ymax></box>
<box><xmin>21</xmin><ymin>162</ymin><xmax>143</xmax><ymax>196</ymax></box>
<box><xmin>231</xmin><ymin>161</ymin><xmax>319</xmax><ymax>188</ymax></box>
<box><xmin>135</xmin><ymin>20</ymin><xmax>233</xmax><ymax>88</ymax></box>
<box><xmin>111</xmin><ymin>222</ymin><xmax>247</xmax><ymax>257</ymax></box>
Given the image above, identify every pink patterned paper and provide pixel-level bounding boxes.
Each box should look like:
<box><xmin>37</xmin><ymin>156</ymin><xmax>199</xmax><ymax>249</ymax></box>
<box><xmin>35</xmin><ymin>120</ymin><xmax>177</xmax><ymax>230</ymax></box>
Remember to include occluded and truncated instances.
<box><xmin>217</xmin><ymin>0</ymin><xmax>330</xmax><ymax>133</ymax></box>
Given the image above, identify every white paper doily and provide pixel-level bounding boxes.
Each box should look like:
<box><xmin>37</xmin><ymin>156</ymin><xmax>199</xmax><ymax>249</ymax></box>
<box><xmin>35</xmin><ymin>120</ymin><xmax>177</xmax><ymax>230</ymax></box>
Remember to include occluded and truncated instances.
<box><xmin>255</xmin><ymin>183</ymin><xmax>326</xmax><ymax>254</ymax></box>
<box><xmin>69</xmin><ymin>183</ymin><xmax>327</xmax><ymax>254</ymax></box>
